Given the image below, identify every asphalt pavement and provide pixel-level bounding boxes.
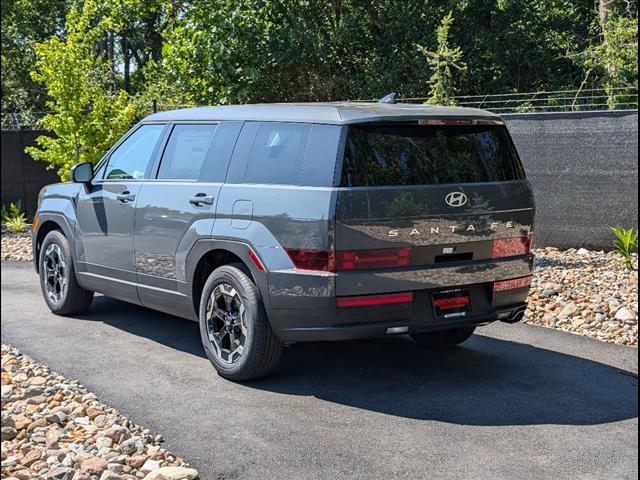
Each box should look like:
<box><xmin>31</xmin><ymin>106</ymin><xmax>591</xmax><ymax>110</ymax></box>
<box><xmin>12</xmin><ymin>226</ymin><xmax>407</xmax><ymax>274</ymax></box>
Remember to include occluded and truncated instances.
<box><xmin>1</xmin><ymin>261</ymin><xmax>638</xmax><ymax>480</ymax></box>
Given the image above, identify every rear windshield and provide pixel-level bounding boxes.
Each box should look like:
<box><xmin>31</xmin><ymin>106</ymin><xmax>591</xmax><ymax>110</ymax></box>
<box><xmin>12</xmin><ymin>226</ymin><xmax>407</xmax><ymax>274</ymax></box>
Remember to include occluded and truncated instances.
<box><xmin>340</xmin><ymin>123</ymin><xmax>525</xmax><ymax>187</ymax></box>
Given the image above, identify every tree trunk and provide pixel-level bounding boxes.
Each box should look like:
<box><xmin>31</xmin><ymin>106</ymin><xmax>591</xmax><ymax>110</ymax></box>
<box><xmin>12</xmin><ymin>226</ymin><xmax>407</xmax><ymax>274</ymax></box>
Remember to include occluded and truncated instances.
<box><xmin>598</xmin><ymin>0</ymin><xmax>616</xmax><ymax>29</ymax></box>
<box><xmin>122</xmin><ymin>30</ymin><xmax>130</xmax><ymax>93</ymax></box>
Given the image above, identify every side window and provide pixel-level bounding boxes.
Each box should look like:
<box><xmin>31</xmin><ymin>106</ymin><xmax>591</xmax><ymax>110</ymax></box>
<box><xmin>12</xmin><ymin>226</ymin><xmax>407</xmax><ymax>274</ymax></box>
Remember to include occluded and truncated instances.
<box><xmin>103</xmin><ymin>125</ymin><xmax>164</xmax><ymax>180</ymax></box>
<box><xmin>157</xmin><ymin>124</ymin><xmax>217</xmax><ymax>180</ymax></box>
<box><xmin>243</xmin><ymin>122</ymin><xmax>311</xmax><ymax>184</ymax></box>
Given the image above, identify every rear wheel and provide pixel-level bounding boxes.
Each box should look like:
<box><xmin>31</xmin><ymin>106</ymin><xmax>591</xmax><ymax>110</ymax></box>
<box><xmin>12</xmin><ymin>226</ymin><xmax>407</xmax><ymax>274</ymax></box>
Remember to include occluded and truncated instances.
<box><xmin>199</xmin><ymin>264</ymin><xmax>283</xmax><ymax>381</ymax></box>
<box><xmin>38</xmin><ymin>230</ymin><xmax>93</xmax><ymax>315</ymax></box>
<box><xmin>410</xmin><ymin>326</ymin><xmax>476</xmax><ymax>349</ymax></box>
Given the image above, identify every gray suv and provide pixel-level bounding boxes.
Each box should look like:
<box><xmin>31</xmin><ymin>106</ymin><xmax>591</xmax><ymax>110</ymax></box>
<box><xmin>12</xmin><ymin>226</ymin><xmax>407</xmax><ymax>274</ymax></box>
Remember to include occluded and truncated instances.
<box><xmin>33</xmin><ymin>101</ymin><xmax>535</xmax><ymax>380</ymax></box>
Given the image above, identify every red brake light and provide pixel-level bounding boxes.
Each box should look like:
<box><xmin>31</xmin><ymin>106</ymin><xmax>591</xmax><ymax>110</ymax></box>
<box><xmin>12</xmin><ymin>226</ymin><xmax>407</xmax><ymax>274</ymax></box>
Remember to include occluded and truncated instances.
<box><xmin>418</xmin><ymin>119</ymin><xmax>471</xmax><ymax>125</ymax></box>
<box><xmin>284</xmin><ymin>248</ymin><xmax>335</xmax><ymax>272</ymax></box>
<box><xmin>493</xmin><ymin>276</ymin><xmax>533</xmax><ymax>292</ymax></box>
<box><xmin>492</xmin><ymin>235</ymin><xmax>532</xmax><ymax>258</ymax></box>
<box><xmin>336</xmin><ymin>292</ymin><xmax>414</xmax><ymax>308</ymax></box>
<box><xmin>335</xmin><ymin>247</ymin><xmax>411</xmax><ymax>271</ymax></box>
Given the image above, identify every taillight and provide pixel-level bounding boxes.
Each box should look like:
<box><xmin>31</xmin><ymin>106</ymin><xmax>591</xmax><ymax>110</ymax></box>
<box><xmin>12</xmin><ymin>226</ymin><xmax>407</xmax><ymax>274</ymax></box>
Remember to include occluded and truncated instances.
<box><xmin>285</xmin><ymin>247</ymin><xmax>412</xmax><ymax>272</ymax></box>
<box><xmin>336</xmin><ymin>292</ymin><xmax>413</xmax><ymax>308</ymax></box>
<box><xmin>284</xmin><ymin>248</ymin><xmax>335</xmax><ymax>272</ymax></box>
<box><xmin>492</xmin><ymin>235</ymin><xmax>532</xmax><ymax>258</ymax></box>
<box><xmin>335</xmin><ymin>247</ymin><xmax>411</xmax><ymax>271</ymax></box>
<box><xmin>493</xmin><ymin>276</ymin><xmax>533</xmax><ymax>292</ymax></box>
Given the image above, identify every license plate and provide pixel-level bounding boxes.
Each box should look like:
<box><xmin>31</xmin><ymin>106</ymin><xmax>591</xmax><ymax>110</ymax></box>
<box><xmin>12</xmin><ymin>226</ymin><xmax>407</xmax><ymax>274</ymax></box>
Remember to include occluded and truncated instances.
<box><xmin>431</xmin><ymin>289</ymin><xmax>471</xmax><ymax>319</ymax></box>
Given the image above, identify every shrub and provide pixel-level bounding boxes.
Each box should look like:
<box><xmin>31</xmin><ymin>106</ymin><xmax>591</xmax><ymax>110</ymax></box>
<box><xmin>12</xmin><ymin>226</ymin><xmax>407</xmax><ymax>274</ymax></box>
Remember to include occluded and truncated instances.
<box><xmin>1</xmin><ymin>200</ymin><xmax>28</xmax><ymax>233</ymax></box>
<box><xmin>611</xmin><ymin>226</ymin><xmax>638</xmax><ymax>270</ymax></box>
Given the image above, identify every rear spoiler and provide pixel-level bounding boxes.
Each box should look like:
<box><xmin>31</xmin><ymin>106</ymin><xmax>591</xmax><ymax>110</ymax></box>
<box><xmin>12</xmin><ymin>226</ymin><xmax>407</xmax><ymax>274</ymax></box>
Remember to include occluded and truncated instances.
<box><xmin>417</xmin><ymin>118</ymin><xmax>504</xmax><ymax>126</ymax></box>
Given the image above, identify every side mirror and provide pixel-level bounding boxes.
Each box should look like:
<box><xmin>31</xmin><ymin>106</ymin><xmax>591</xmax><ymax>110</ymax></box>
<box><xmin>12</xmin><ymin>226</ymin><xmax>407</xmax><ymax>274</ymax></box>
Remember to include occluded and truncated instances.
<box><xmin>71</xmin><ymin>162</ymin><xmax>93</xmax><ymax>184</ymax></box>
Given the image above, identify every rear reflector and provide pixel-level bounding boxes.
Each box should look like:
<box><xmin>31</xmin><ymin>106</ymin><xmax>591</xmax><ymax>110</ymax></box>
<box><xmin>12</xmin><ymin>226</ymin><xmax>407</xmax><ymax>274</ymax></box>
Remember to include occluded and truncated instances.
<box><xmin>493</xmin><ymin>276</ymin><xmax>533</xmax><ymax>292</ymax></box>
<box><xmin>336</xmin><ymin>292</ymin><xmax>413</xmax><ymax>308</ymax></box>
<box><xmin>335</xmin><ymin>247</ymin><xmax>411</xmax><ymax>271</ymax></box>
<box><xmin>248</xmin><ymin>249</ymin><xmax>265</xmax><ymax>272</ymax></box>
<box><xmin>492</xmin><ymin>235</ymin><xmax>532</xmax><ymax>258</ymax></box>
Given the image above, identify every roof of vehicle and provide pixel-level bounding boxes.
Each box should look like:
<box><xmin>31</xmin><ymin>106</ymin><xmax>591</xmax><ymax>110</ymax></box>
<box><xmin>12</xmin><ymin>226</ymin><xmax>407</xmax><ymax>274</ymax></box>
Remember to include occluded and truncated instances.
<box><xmin>142</xmin><ymin>102</ymin><xmax>503</xmax><ymax>125</ymax></box>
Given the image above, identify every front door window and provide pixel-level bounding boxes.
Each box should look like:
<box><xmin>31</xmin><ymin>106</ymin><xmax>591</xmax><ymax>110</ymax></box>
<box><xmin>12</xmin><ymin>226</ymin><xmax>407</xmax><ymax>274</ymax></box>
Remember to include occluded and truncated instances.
<box><xmin>103</xmin><ymin>125</ymin><xmax>164</xmax><ymax>180</ymax></box>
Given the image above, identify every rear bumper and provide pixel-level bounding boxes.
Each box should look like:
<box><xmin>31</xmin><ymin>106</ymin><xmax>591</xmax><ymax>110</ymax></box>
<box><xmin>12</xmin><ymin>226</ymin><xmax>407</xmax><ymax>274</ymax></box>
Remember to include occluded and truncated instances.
<box><xmin>266</xmin><ymin>254</ymin><xmax>533</xmax><ymax>342</ymax></box>
<box><xmin>273</xmin><ymin>302</ymin><xmax>527</xmax><ymax>342</ymax></box>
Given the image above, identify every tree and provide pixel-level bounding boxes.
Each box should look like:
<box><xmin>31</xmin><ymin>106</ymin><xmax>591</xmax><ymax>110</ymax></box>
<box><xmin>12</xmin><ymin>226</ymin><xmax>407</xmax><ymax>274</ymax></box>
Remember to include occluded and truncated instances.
<box><xmin>1</xmin><ymin>0</ymin><xmax>71</xmax><ymax>113</ymax></box>
<box><xmin>6</xmin><ymin>0</ymin><xmax>635</xmax><ymax>117</ymax></box>
<box><xmin>416</xmin><ymin>12</ymin><xmax>465</xmax><ymax>105</ymax></box>
<box><xmin>576</xmin><ymin>8</ymin><xmax>638</xmax><ymax>109</ymax></box>
<box><xmin>26</xmin><ymin>6</ymin><xmax>138</xmax><ymax>180</ymax></box>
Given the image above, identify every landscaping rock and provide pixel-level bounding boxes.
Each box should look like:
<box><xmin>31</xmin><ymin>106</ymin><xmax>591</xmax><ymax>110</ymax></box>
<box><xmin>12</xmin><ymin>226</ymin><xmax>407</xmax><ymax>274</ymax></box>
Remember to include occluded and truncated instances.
<box><xmin>144</xmin><ymin>467</ymin><xmax>199</xmax><ymax>480</ymax></box>
<box><xmin>80</xmin><ymin>457</ymin><xmax>108</xmax><ymax>475</ymax></box>
<box><xmin>0</xmin><ymin>344</ymin><xmax>195</xmax><ymax>480</ymax></box>
<box><xmin>615</xmin><ymin>307</ymin><xmax>636</xmax><ymax>322</ymax></box>
<box><xmin>525</xmin><ymin>248</ymin><xmax>638</xmax><ymax>346</ymax></box>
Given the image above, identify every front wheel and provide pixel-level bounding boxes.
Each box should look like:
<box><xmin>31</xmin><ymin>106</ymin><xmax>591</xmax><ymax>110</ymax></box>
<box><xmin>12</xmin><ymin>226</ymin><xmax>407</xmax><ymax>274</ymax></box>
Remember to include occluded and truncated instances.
<box><xmin>199</xmin><ymin>265</ymin><xmax>283</xmax><ymax>381</ymax></box>
<box><xmin>410</xmin><ymin>326</ymin><xmax>476</xmax><ymax>349</ymax></box>
<box><xmin>38</xmin><ymin>230</ymin><xmax>93</xmax><ymax>315</ymax></box>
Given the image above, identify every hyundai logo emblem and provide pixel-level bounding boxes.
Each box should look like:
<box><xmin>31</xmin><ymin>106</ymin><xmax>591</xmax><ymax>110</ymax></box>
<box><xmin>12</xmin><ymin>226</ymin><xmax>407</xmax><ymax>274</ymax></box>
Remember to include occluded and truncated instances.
<box><xmin>445</xmin><ymin>191</ymin><xmax>468</xmax><ymax>207</ymax></box>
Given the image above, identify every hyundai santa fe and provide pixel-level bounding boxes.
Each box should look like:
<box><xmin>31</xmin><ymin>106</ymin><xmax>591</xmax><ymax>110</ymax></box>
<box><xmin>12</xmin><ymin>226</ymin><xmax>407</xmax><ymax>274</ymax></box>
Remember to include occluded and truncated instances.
<box><xmin>33</xmin><ymin>101</ymin><xmax>535</xmax><ymax>380</ymax></box>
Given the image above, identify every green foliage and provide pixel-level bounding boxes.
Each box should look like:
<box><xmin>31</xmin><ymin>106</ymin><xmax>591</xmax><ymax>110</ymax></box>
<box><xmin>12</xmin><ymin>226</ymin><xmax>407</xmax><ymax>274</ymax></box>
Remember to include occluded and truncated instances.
<box><xmin>26</xmin><ymin>5</ymin><xmax>139</xmax><ymax>181</ymax></box>
<box><xmin>577</xmin><ymin>13</ymin><xmax>638</xmax><ymax>109</ymax></box>
<box><xmin>1</xmin><ymin>201</ymin><xmax>28</xmax><ymax>233</ymax></box>
<box><xmin>3</xmin><ymin>0</ymin><xmax>637</xmax><ymax>115</ymax></box>
<box><xmin>155</xmin><ymin>0</ymin><xmax>608</xmax><ymax>105</ymax></box>
<box><xmin>416</xmin><ymin>12</ymin><xmax>465</xmax><ymax>105</ymax></box>
<box><xmin>1</xmin><ymin>0</ymin><xmax>71</xmax><ymax>113</ymax></box>
<box><xmin>611</xmin><ymin>226</ymin><xmax>639</xmax><ymax>270</ymax></box>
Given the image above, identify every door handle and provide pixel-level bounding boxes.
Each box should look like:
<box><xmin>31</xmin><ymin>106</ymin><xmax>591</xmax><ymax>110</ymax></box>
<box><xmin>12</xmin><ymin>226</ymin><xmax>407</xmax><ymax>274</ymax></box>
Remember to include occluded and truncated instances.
<box><xmin>189</xmin><ymin>193</ymin><xmax>215</xmax><ymax>206</ymax></box>
<box><xmin>116</xmin><ymin>191</ymin><xmax>136</xmax><ymax>203</ymax></box>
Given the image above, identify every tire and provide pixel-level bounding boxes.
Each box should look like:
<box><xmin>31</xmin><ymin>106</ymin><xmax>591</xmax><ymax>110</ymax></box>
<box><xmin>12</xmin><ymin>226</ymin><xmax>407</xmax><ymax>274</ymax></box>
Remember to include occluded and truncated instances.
<box><xmin>199</xmin><ymin>264</ymin><xmax>283</xmax><ymax>381</ymax></box>
<box><xmin>39</xmin><ymin>230</ymin><xmax>93</xmax><ymax>315</ymax></box>
<box><xmin>410</xmin><ymin>326</ymin><xmax>476</xmax><ymax>349</ymax></box>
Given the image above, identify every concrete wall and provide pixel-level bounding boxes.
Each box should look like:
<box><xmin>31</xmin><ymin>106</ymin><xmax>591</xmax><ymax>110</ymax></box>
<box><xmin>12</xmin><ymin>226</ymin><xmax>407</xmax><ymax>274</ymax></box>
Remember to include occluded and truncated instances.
<box><xmin>504</xmin><ymin>110</ymin><xmax>638</xmax><ymax>250</ymax></box>
<box><xmin>1</xmin><ymin>130</ymin><xmax>59</xmax><ymax>218</ymax></box>
<box><xmin>1</xmin><ymin>110</ymin><xmax>638</xmax><ymax>248</ymax></box>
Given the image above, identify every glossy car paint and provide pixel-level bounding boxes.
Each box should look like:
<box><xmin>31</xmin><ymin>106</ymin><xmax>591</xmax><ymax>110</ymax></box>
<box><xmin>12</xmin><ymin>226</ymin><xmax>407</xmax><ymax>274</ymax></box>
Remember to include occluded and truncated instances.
<box><xmin>33</xmin><ymin>102</ymin><xmax>535</xmax><ymax>342</ymax></box>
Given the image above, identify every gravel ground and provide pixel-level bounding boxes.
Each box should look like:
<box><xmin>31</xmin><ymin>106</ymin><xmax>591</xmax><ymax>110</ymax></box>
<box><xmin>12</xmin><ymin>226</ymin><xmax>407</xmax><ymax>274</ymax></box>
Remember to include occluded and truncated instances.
<box><xmin>2</xmin><ymin>232</ymin><xmax>637</xmax><ymax>346</ymax></box>
<box><xmin>1</xmin><ymin>233</ymin><xmax>32</xmax><ymax>263</ymax></box>
<box><xmin>1</xmin><ymin>344</ymin><xmax>199</xmax><ymax>480</ymax></box>
<box><xmin>525</xmin><ymin>247</ymin><xmax>638</xmax><ymax>346</ymax></box>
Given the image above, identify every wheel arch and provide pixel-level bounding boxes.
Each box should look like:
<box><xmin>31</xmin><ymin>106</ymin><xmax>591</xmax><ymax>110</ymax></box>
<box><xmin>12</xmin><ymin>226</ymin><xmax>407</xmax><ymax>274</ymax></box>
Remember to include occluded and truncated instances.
<box><xmin>33</xmin><ymin>214</ymin><xmax>75</xmax><ymax>273</ymax></box>
<box><xmin>186</xmin><ymin>239</ymin><xmax>269</xmax><ymax>319</ymax></box>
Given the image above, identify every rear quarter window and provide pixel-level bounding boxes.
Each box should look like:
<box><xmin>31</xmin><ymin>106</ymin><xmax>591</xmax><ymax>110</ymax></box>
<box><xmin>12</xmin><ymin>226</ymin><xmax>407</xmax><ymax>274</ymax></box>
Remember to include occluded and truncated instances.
<box><xmin>227</xmin><ymin>122</ymin><xmax>341</xmax><ymax>187</ymax></box>
<box><xmin>244</xmin><ymin>123</ymin><xmax>311</xmax><ymax>184</ymax></box>
<box><xmin>341</xmin><ymin>123</ymin><xmax>525</xmax><ymax>187</ymax></box>
<box><xmin>157</xmin><ymin>124</ymin><xmax>217</xmax><ymax>180</ymax></box>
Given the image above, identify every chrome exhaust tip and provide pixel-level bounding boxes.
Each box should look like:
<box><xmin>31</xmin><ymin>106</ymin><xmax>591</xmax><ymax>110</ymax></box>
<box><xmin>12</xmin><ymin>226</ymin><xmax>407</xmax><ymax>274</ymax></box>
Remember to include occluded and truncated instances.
<box><xmin>386</xmin><ymin>326</ymin><xmax>409</xmax><ymax>334</ymax></box>
<box><xmin>499</xmin><ymin>307</ymin><xmax>526</xmax><ymax>324</ymax></box>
